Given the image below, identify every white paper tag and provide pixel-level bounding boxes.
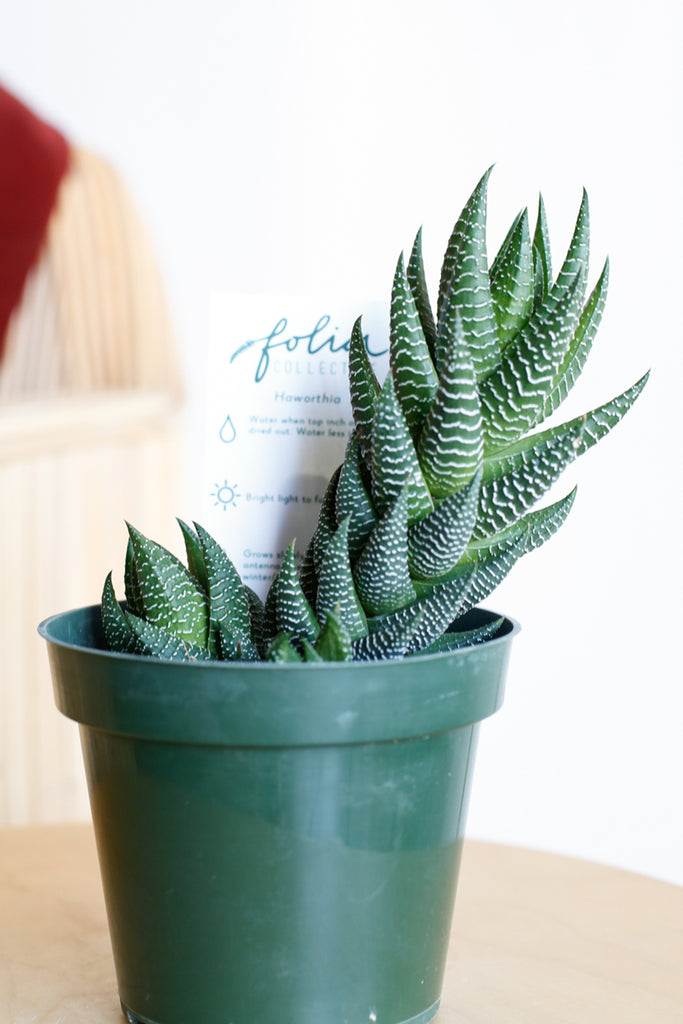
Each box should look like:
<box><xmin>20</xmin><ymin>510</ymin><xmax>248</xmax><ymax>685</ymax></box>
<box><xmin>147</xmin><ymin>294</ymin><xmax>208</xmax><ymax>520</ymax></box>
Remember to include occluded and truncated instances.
<box><xmin>203</xmin><ymin>294</ymin><xmax>389</xmax><ymax>597</ymax></box>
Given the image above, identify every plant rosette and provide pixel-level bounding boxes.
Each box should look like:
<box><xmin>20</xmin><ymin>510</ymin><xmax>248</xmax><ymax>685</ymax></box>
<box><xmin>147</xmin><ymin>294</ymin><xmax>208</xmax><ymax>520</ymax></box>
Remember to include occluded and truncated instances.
<box><xmin>40</xmin><ymin>170</ymin><xmax>646</xmax><ymax>1024</ymax></box>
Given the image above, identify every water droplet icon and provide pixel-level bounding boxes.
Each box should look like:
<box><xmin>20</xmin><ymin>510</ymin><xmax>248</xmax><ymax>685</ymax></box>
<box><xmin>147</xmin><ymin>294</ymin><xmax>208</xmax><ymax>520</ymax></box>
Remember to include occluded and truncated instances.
<box><xmin>219</xmin><ymin>415</ymin><xmax>237</xmax><ymax>443</ymax></box>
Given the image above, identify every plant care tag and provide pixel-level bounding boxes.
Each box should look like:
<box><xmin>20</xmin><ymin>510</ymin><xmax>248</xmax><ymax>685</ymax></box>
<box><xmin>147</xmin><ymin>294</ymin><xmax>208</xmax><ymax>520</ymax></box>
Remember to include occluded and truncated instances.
<box><xmin>203</xmin><ymin>294</ymin><xmax>389</xmax><ymax>597</ymax></box>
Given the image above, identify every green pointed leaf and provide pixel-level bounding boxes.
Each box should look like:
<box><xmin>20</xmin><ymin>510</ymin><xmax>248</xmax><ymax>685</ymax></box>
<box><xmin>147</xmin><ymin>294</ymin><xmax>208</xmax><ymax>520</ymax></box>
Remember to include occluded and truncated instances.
<box><xmin>554</xmin><ymin>188</ymin><xmax>590</xmax><ymax>296</ymax></box>
<box><xmin>489</xmin><ymin>208</ymin><xmax>534</xmax><ymax>349</ymax></box>
<box><xmin>405</xmin><ymin>568</ymin><xmax>477</xmax><ymax>654</ymax></box>
<box><xmin>352</xmin><ymin>607</ymin><xmax>423</xmax><ymax>662</ymax></box>
<box><xmin>457</xmin><ymin>536</ymin><xmax>529</xmax><ymax>616</ymax></box>
<box><xmin>271</xmin><ymin>542</ymin><xmax>320</xmax><ymax>646</ymax></box>
<box><xmin>216</xmin><ymin>620</ymin><xmax>260</xmax><ymax>661</ymax></box>
<box><xmin>335</xmin><ymin>434</ymin><xmax>378</xmax><ymax>558</ymax></box>
<box><xmin>314</xmin><ymin>608</ymin><xmax>353</xmax><ymax>662</ymax></box>
<box><xmin>371</xmin><ymin>375</ymin><xmax>434</xmax><ymax>525</ymax></box>
<box><xmin>479</xmin><ymin>272</ymin><xmax>585</xmax><ymax>452</ymax></box>
<box><xmin>126</xmin><ymin>613</ymin><xmax>212</xmax><ymax>662</ymax></box>
<box><xmin>475</xmin><ymin>425</ymin><xmax>584</xmax><ymax>539</ymax></box>
<box><xmin>124</xmin><ymin>539</ymin><xmax>144</xmax><ymax>617</ymax></box>
<box><xmin>126</xmin><ymin>523</ymin><xmax>209</xmax><ymax>646</ymax></box>
<box><xmin>408</xmin><ymin>467</ymin><xmax>482</xmax><ymax>579</ymax></box>
<box><xmin>553</xmin><ymin>372</ymin><xmax>650</xmax><ymax>459</ymax></box>
<box><xmin>312</xmin><ymin>467</ymin><xmax>341</xmax><ymax>574</ymax></box>
<box><xmin>316</xmin><ymin>517</ymin><xmax>368</xmax><ymax>641</ymax></box>
<box><xmin>416</xmin><ymin>310</ymin><xmax>483</xmax><ymax>498</ymax></box>
<box><xmin>244</xmin><ymin>586</ymin><xmax>266</xmax><ymax>656</ymax></box>
<box><xmin>407</xmin><ymin>226</ymin><xmax>438</xmax><ymax>365</ymax></box>
<box><xmin>299</xmin><ymin>538</ymin><xmax>319</xmax><ymax>608</ymax></box>
<box><xmin>178</xmin><ymin>519</ymin><xmax>209</xmax><ymax>592</ymax></box>
<box><xmin>543</xmin><ymin>259</ymin><xmax>609</xmax><ymax>417</ymax></box>
<box><xmin>472</xmin><ymin>487</ymin><xmax>577</xmax><ymax>557</ymax></box>
<box><xmin>490</xmin><ymin>209</ymin><xmax>524</xmax><ymax>280</ymax></box>
<box><xmin>267</xmin><ymin>634</ymin><xmax>304</xmax><ymax>663</ymax></box>
<box><xmin>349</xmin><ymin>317</ymin><xmax>381</xmax><ymax>465</ymax></box>
<box><xmin>436</xmin><ymin>167</ymin><xmax>500</xmax><ymax>380</ymax></box>
<box><xmin>101</xmin><ymin>572</ymin><xmax>138</xmax><ymax>653</ymax></box>
<box><xmin>302</xmin><ymin>638</ymin><xmax>324</xmax><ymax>662</ymax></box>
<box><xmin>390</xmin><ymin>252</ymin><xmax>438</xmax><ymax>435</ymax></box>
<box><xmin>195</xmin><ymin>522</ymin><xmax>251</xmax><ymax>651</ymax></box>
<box><xmin>532</xmin><ymin>194</ymin><xmax>552</xmax><ymax>309</ymax></box>
<box><xmin>354</xmin><ymin>487</ymin><xmax>416</xmax><ymax>616</ymax></box>
<box><xmin>371</xmin><ymin>565</ymin><xmax>476</xmax><ymax>656</ymax></box>
<box><xmin>477</xmin><ymin>370</ymin><xmax>648</xmax><ymax>539</ymax></box>
<box><xmin>461</xmin><ymin>489</ymin><xmax>578</xmax><ymax>612</ymax></box>
<box><xmin>417</xmin><ymin>616</ymin><xmax>504</xmax><ymax>654</ymax></box>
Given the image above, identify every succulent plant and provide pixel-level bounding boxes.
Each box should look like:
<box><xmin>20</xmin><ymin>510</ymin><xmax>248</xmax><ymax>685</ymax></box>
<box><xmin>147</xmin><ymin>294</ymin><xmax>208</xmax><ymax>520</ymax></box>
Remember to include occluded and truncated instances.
<box><xmin>102</xmin><ymin>169</ymin><xmax>647</xmax><ymax>664</ymax></box>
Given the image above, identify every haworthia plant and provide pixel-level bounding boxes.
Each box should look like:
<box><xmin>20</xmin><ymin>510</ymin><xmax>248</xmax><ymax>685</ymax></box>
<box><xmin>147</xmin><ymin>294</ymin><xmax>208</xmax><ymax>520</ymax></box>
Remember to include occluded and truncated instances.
<box><xmin>102</xmin><ymin>171</ymin><xmax>648</xmax><ymax>664</ymax></box>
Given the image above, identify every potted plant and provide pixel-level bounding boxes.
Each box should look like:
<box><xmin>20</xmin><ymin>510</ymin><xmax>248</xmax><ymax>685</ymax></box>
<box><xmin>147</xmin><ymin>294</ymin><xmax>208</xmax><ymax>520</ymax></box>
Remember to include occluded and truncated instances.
<box><xmin>40</xmin><ymin>169</ymin><xmax>647</xmax><ymax>1024</ymax></box>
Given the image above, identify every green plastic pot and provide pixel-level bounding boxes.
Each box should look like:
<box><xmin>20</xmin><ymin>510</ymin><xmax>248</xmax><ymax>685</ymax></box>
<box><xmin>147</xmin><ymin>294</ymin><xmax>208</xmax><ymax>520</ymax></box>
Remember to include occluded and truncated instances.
<box><xmin>40</xmin><ymin>604</ymin><xmax>518</xmax><ymax>1024</ymax></box>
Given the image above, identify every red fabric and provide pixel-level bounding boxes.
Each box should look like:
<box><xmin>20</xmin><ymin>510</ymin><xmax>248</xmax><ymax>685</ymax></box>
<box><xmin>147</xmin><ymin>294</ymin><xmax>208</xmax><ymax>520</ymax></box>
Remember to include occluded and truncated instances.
<box><xmin>0</xmin><ymin>85</ymin><xmax>70</xmax><ymax>357</ymax></box>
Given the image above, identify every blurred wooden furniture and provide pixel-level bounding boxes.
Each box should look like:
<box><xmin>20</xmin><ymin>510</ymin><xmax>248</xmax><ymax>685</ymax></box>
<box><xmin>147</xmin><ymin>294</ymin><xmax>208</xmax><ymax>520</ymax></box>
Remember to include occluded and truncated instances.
<box><xmin>1</xmin><ymin>829</ymin><xmax>680</xmax><ymax>1023</ymax></box>
<box><xmin>0</xmin><ymin>148</ymin><xmax>185</xmax><ymax>826</ymax></box>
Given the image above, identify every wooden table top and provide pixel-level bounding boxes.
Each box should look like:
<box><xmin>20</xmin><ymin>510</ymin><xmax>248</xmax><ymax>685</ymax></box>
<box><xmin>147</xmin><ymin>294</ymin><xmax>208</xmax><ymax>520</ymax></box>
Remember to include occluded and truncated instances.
<box><xmin>0</xmin><ymin>824</ymin><xmax>681</xmax><ymax>1023</ymax></box>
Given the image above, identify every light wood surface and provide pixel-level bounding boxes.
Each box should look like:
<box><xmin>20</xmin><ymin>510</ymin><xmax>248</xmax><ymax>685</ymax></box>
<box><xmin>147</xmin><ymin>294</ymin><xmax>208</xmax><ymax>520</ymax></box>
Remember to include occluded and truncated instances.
<box><xmin>0</xmin><ymin>825</ymin><xmax>680</xmax><ymax>1023</ymax></box>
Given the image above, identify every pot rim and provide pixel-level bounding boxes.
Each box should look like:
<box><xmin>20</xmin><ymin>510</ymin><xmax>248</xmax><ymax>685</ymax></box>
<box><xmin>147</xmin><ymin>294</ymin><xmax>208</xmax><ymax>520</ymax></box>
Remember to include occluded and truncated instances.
<box><xmin>38</xmin><ymin>603</ymin><xmax>519</xmax><ymax>669</ymax></box>
<box><xmin>40</xmin><ymin>604</ymin><xmax>520</xmax><ymax>747</ymax></box>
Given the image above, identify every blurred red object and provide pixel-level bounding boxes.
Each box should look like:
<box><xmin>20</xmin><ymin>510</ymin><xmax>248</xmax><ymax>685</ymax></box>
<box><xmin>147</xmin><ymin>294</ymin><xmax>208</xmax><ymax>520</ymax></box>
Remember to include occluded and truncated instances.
<box><xmin>0</xmin><ymin>85</ymin><xmax>69</xmax><ymax>356</ymax></box>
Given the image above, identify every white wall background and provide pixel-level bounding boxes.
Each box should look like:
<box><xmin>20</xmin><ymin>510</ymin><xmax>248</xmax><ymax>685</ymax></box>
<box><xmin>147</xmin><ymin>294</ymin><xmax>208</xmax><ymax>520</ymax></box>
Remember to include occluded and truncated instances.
<box><xmin>4</xmin><ymin>0</ymin><xmax>681</xmax><ymax>884</ymax></box>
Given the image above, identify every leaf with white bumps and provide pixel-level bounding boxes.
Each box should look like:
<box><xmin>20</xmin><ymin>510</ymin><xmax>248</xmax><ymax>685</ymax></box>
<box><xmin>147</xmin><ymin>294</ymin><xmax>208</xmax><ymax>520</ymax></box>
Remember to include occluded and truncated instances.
<box><xmin>390</xmin><ymin>252</ymin><xmax>438</xmax><ymax>436</ymax></box>
<box><xmin>335</xmin><ymin>434</ymin><xmax>377</xmax><ymax>558</ymax></box>
<box><xmin>418</xmin><ymin>616</ymin><xmax>504</xmax><ymax>654</ymax></box>
<box><xmin>490</xmin><ymin>208</ymin><xmax>534</xmax><ymax>350</ymax></box>
<box><xmin>479</xmin><ymin>272</ymin><xmax>585</xmax><ymax>452</ymax></box>
<box><xmin>371</xmin><ymin>375</ymin><xmax>434</xmax><ymax>524</ymax></box>
<box><xmin>532</xmin><ymin>194</ymin><xmax>552</xmax><ymax>310</ymax></box>
<box><xmin>349</xmin><ymin>317</ymin><xmax>381</xmax><ymax>465</ymax></box>
<box><xmin>407</xmin><ymin>226</ymin><xmax>438</xmax><ymax>365</ymax></box>
<box><xmin>352</xmin><ymin>607</ymin><xmax>423</xmax><ymax>662</ymax></box>
<box><xmin>354</xmin><ymin>487</ymin><xmax>416</xmax><ymax>616</ymax></box>
<box><xmin>316</xmin><ymin>517</ymin><xmax>368</xmax><ymax>641</ymax></box>
<box><xmin>314</xmin><ymin>609</ymin><xmax>353</xmax><ymax>661</ymax></box>
<box><xmin>124</xmin><ymin>539</ymin><xmax>144</xmax><ymax>618</ymax></box>
<box><xmin>101</xmin><ymin>572</ymin><xmax>138</xmax><ymax>654</ymax></box>
<box><xmin>408</xmin><ymin>467</ymin><xmax>481</xmax><ymax>579</ymax></box>
<box><xmin>195</xmin><ymin>522</ymin><xmax>252</xmax><ymax>653</ymax></box>
<box><xmin>416</xmin><ymin>310</ymin><xmax>483</xmax><ymax>498</ymax></box>
<box><xmin>552</xmin><ymin>189</ymin><xmax>590</xmax><ymax>300</ymax></box>
<box><xmin>475</xmin><ymin>427</ymin><xmax>583</xmax><ymax>539</ymax></box>
<box><xmin>543</xmin><ymin>259</ymin><xmax>609</xmax><ymax>417</ymax></box>
<box><xmin>126</xmin><ymin>613</ymin><xmax>212</xmax><ymax>662</ymax></box>
<box><xmin>126</xmin><ymin>523</ymin><xmax>209</xmax><ymax>647</ymax></box>
<box><xmin>436</xmin><ymin>167</ymin><xmax>500</xmax><ymax>380</ymax></box>
<box><xmin>271</xmin><ymin>542</ymin><xmax>319</xmax><ymax>647</ymax></box>
<box><xmin>312</xmin><ymin>467</ymin><xmax>341</xmax><ymax>574</ymax></box>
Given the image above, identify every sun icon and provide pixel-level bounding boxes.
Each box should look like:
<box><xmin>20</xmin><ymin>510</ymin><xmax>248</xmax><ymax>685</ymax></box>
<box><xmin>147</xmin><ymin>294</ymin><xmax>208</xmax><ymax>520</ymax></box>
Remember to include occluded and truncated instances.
<box><xmin>211</xmin><ymin>481</ymin><xmax>240</xmax><ymax>510</ymax></box>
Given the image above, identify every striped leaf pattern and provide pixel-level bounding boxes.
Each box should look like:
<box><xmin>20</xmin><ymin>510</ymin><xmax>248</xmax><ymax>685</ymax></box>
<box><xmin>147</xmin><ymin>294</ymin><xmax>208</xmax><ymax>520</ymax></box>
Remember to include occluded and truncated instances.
<box><xmin>354</xmin><ymin>488</ymin><xmax>416</xmax><ymax>615</ymax></box>
<box><xmin>489</xmin><ymin>209</ymin><xmax>534</xmax><ymax>349</ymax></box>
<box><xmin>371</xmin><ymin>376</ymin><xmax>434</xmax><ymax>524</ymax></box>
<box><xmin>315</xmin><ymin>517</ymin><xmax>368</xmax><ymax>641</ymax></box>
<box><xmin>532</xmin><ymin>194</ymin><xmax>552</xmax><ymax>309</ymax></box>
<box><xmin>407</xmin><ymin>227</ymin><xmax>438</xmax><ymax>363</ymax></box>
<box><xmin>103</xmin><ymin>171</ymin><xmax>647</xmax><ymax>663</ymax></box>
<box><xmin>390</xmin><ymin>253</ymin><xmax>438</xmax><ymax>434</ymax></box>
<box><xmin>416</xmin><ymin>310</ymin><xmax>483</xmax><ymax>498</ymax></box>
<box><xmin>437</xmin><ymin>166</ymin><xmax>500</xmax><ymax>380</ymax></box>
<box><xmin>349</xmin><ymin>317</ymin><xmax>381</xmax><ymax>465</ymax></box>
<box><xmin>479</xmin><ymin>273</ymin><xmax>585</xmax><ymax>451</ymax></box>
<box><xmin>126</xmin><ymin>523</ymin><xmax>209</xmax><ymax>646</ymax></box>
<box><xmin>270</xmin><ymin>542</ymin><xmax>319</xmax><ymax>647</ymax></box>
